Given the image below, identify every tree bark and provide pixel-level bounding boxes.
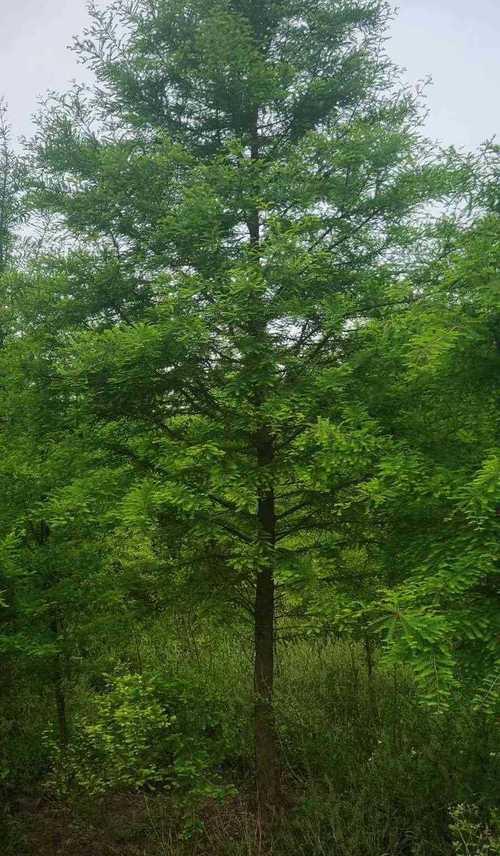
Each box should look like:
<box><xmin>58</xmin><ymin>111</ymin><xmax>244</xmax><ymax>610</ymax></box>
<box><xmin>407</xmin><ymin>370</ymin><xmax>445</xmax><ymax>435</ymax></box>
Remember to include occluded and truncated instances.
<box><xmin>364</xmin><ymin>636</ymin><xmax>374</xmax><ymax>679</ymax></box>
<box><xmin>51</xmin><ymin>614</ymin><xmax>68</xmax><ymax>750</ymax></box>
<box><xmin>364</xmin><ymin>637</ymin><xmax>378</xmax><ymax>719</ymax></box>
<box><xmin>254</xmin><ymin>432</ymin><xmax>281</xmax><ymax>816</ymax></box>
<box><xmin>54</xmin><ymin>664</ymin><xmax>68</xmax><ymax>750</ymax></box>
<box><xmin>246</xmin><ymin>107</ymin><xmax>281</xmax><ymax>816</ymax></box>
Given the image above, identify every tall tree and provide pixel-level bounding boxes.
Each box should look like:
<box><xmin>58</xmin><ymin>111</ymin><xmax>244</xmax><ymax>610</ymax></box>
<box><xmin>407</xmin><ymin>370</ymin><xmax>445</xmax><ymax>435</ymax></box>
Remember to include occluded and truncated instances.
<box><xmin>0</xmin><ymin>101</ymin><xmax>22</xmax><ymax>274</ymax></box>
<box><xmin>286</xmin><ymin>153</ymin><xmax>499</xmax><ymax>712</ymax></box>
<box><xmin>26</xmin><ymin>0</ymin><xmax>470</xmax><ymax>812</ymax></box>
<box><xmin>356</xmin><ymin>179</ymin><xmax>500</xmax><ymax>712</ymax></box>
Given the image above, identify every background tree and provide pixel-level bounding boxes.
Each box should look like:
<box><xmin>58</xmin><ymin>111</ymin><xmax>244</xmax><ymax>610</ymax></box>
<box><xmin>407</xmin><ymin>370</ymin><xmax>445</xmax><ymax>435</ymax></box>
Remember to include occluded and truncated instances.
<box><xmin>284</xmin><ymin>152</ymin><xmax>499</xmax><ymax>712</ymax></box>
<box><xmin>0</xmin><ymin>100</ymin><xmax>22</xmax><ymax>273</ymax></box>
<box><xmin>355</xmin><ymin>168</ymin><xmax>500</xmax><ymax>712</ymax></box>
<box><xmin>0</xmin><ymin>262</ymin><xmax>136</xmax><ymax>750</ymax></box>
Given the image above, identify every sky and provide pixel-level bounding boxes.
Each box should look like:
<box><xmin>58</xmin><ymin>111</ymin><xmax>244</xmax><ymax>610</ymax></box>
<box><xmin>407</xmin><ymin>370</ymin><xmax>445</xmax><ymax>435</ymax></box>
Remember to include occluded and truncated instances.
<box><xmin>1</xmin><ymin>0</ymin><xmax>499</xmax><ymax>149</ymax></box>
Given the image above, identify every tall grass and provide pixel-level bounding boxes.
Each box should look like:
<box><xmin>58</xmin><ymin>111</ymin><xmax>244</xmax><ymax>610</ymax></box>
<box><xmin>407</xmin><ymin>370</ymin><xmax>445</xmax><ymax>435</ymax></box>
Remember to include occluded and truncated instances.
<box><xmin>138</xmin><ymin>625</ymin><xmax>499</xmax><ymax>855</ymax></box>
<box><xmin>1</xmin><ymin>623</ymin><xmax>498</xmax><ymax>855</ymax></box>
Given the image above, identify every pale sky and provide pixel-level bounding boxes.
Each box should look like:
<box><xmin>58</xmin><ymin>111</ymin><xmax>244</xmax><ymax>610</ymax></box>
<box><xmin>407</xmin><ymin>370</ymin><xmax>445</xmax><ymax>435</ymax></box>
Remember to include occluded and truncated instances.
<box><xmin>1</xmin><ymin>0</ymin><xmax>499</xmax><ymax>149</ymax></box>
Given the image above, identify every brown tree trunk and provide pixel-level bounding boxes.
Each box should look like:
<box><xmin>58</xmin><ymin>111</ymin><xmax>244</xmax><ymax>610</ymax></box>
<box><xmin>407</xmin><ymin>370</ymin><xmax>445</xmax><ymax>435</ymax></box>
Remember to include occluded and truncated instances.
<box><xmin>254</xmin><ymin>433</ymin><xmax>281</xmax><ymax>818</ymax></box>
<box><xmin>54</xmin><ymin>664</ymin><xmax>68</xmax><ymax>750</ymax></box>
<box><xmin>33</xmin><ymin>523</ymin><xmax>68</xmax><ymax>751</ymax></box>
<box><xmin>51</xmin><ymin>614</ymin><xmax>68</xmax><ymax>750</ymax></box>
<box><xmin>364</xmin><ymin>636</ymin><xmax>374</xmax><ymax>679</ymax></box>
<box><xmin>246</xmin><ymin>108</ymin><xmax>280</xmax><ymax>818</ymax></box>
<box><xmin>364</xmin><ymin>637</ymin><xmax>378</xmax><ymax>720</ymax></box>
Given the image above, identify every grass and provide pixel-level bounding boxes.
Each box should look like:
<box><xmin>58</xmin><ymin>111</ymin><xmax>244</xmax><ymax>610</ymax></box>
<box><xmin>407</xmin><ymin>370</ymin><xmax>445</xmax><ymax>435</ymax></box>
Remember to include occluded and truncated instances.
<box><xmin>1</xmin><ymin>624</ymin><xmax>498</xmax><ymax>855</ymax></box>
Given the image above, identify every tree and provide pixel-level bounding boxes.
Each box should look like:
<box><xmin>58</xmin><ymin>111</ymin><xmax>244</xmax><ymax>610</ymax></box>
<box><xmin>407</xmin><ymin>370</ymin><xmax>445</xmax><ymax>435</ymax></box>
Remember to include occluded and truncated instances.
<box><xmin>0</xmin><ymin>269</ymin><xmax>135</xmax><ymax>748</ymax></box>
<box><xmin>0</xmin><ymin>101</ymin><xmax>23</xmax><ymax>274</ymax></box>
<box><xmin>25</xmin><ymin>0</ymin><xmax>471</xmax><ymax>813</ymax></box>
<box><xmin>353</xmin><ymin>185</ymin><xmax>500</xmax><ymax>712</ymax></box>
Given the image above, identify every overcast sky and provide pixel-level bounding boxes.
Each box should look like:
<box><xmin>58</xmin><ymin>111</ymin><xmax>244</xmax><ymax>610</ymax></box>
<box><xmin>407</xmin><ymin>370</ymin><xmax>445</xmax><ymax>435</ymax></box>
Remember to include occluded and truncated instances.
<box><xmin>1</xmin><ymin>0</ymin><xmax>499</xmax><ymax>149</ymax></box>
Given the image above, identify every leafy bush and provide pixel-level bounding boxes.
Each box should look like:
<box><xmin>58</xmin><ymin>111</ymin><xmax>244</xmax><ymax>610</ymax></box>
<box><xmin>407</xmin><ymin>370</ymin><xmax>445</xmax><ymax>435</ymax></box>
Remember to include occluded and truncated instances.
<box><xmin>449</xmin><ymin>804</ymin><xmax>500</xmax><ymax>856</ymax></box>
<box><xmin>47</xmin><ymin>673</ymin><xmax>176</xmax><ymax>795</ymax></box>
<box><xmin>47</xmin><ymin>672</ymin><xmax>234</xmax><ymax>800</ymax></box>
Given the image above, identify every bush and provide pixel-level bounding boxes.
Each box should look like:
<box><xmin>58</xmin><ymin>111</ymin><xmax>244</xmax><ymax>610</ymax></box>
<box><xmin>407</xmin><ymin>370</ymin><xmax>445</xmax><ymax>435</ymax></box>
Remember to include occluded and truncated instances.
<box><xmin>449</xmin><ymin>804</ymin><xmax>500</xmax><ymax>856</ymax></box>
<box><xmin>47</xmin><ymin>673</ymin><xmax>177</xmax><ymax>795</ymax></box>
<box><xmin>45</xmin><ymin>669</ymin><xmax>238</xmax><ymax>823</ymax></box>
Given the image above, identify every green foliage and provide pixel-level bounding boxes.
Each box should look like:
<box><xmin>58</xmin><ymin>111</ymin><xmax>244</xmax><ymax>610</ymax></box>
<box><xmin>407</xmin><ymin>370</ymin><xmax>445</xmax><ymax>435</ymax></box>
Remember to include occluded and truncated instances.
<box><xmin>4</xmin><ymin>632</ymin><xmax>497</xmax><ymax>856</ymax></box>
<box><xmin>46</xmin><ymin>673</ymin><xmax>177</xmax><ymax>795</ymax></box>
<box><xmin>45</xmin><ymin>669</ymin><xmax>237</xmax><ymax>806</ymax></box>
<box><xmin>0</xmin><ymin>0</ymin><xmax>496</xmax><ymax>750</ymax></box>
<box><xmin>449</xmin><ymin>804</ymin><xmax>500</xmax><ymax>856</ymax></box>
<box><xmin>0</xmin><ymin>101</ymin><xmax>23</xmax><ymax>272</ymax></box>
<box><xmin>0</xmin><ymin>0</ymin><xmax>498</xmax><ymax>847</ymax></box>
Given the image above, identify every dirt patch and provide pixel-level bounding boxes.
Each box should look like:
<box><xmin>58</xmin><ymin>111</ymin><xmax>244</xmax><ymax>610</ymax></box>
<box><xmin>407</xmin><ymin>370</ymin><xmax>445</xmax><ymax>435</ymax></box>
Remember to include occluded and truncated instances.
<box><xmin>9</xmin><ymin>791</ymin><xmax>259</xmax><ymax>856</ymax></box>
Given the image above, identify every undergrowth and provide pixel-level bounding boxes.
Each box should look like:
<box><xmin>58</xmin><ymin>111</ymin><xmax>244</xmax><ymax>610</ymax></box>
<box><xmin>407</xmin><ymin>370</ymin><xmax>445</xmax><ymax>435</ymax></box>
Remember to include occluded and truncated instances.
<box><xmin>1</xmin><ymin>627</ymin><xmax>498</xmax><ymax>855</ymax></box>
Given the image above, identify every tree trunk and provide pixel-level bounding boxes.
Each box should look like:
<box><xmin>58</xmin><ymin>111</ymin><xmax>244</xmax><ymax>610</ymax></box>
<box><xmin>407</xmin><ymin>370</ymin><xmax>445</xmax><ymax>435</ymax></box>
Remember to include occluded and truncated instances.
<box><xmin>364</xmin><ymin>636</ymin><xmax>378</xmax><ymax>718</ymax></box>
<box><xmin>54</xmin><ymin>664</ymin><xmax>68</xmax><ymax>750</ymax></box>
<box><xmin>247</xmin><ymin>108</ymin><xmax>280</xmax><ymax>816</ymax></box>
<box><xmin>51</xmin><ymin>615</ymin><xmax>68</xmax><ymax>750</ymax></box>
<box><xmin>364</xmin><ymin>636</ymin><xmax>374</xmax><ymax>679</ymax></box>
<box><xmin>254</xmin><ymin>434</ymin><xmax>280</xmax><ymax>816</ymax></box>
